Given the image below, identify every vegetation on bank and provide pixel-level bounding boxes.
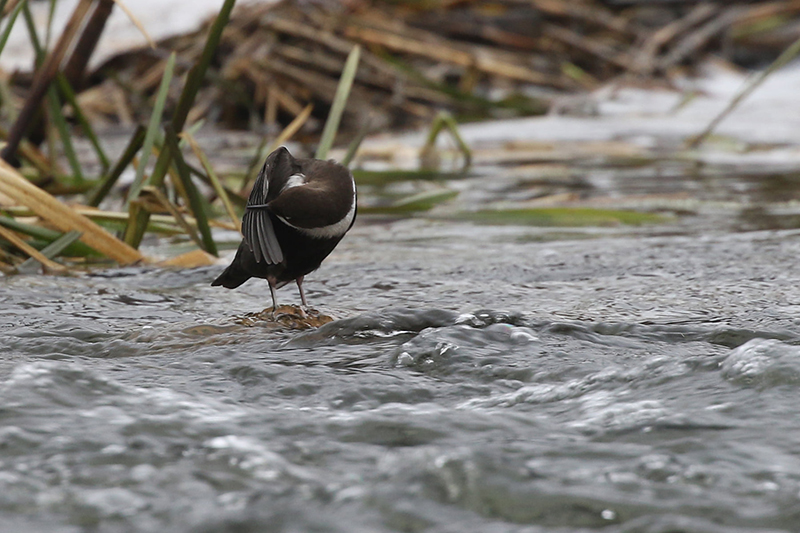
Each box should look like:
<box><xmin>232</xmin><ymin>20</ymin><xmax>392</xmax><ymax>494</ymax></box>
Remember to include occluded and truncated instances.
<box><xmin>1</xmin><ymin>0</ymin><xmax>797</xmax><ymax>273</ymax></box>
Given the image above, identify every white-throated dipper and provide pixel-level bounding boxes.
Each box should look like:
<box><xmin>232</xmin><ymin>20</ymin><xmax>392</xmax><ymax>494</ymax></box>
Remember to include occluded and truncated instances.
<box><xmin>211</xmin><ymin>146</ymin><xmax>356</xmax><ymax>310</ymax></box>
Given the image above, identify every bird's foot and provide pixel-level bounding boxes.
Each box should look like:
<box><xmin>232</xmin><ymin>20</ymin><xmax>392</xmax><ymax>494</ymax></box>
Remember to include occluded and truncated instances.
<box><xmin>239</xmin><ymin>305</ymin><xmax>334</xmax><ymax>329</ymax></box>
<box><xmin>265</xmin><ymin>304</ymin><xmax>306</xmax><ymax>320</ymax></box>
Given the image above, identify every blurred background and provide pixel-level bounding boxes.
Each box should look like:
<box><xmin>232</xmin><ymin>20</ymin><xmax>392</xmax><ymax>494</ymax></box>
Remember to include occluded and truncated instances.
<box><xmin>2</xmin><ymin>0</ymin><xmax>800</xmax><ymax>261</ymax></box>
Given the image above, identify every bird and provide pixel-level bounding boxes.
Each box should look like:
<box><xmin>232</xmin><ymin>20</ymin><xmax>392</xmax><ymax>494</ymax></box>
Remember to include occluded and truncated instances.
<box><xmin>211</xmin><ymin>146</ymin><xmax>356</xmax><ymax>311</ymax></box>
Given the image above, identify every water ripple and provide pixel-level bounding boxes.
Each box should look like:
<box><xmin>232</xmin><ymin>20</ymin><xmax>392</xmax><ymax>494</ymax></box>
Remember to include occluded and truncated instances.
<box><xmin>1</xmin><ymin>224</ymin><xmax>800</xmax><ymax>531</ymax></box>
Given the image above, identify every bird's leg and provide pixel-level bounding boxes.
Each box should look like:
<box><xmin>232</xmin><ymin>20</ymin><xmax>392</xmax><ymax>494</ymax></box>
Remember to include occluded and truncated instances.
<box><xmin>295</xmin><ymin>276</ymin><xmax>308</xmax><ymax>317</ymax></box>
<box><xmin>268</xmin><ymin>278</ymin><xmax>278</xmax><ymax>314</ymax></box>
<box><xmin>296</xmin><ymin>276</ymin><xmax>307</xmax><ymax>307</ymax></box>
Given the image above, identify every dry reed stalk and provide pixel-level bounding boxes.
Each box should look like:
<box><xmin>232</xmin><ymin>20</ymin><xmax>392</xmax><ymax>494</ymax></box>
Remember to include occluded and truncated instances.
<box><xmin>658</xmin><ymin>7</ymin><xmax>749</xmax><ymax>71</ymax></box>
<box><xmin>733</xmin><ymin>0</ymin><xmax>800</xmax><ymax>26</ymax></box>
<box><xmin>343</xmin><ymin>24</ymin><xmax>565</xmax><ymax>87</ymax></box>
<box><xmin>182</xmin><ymin>131</ymin><xmax>240</xmax><ymax>231</ymax></box>
<box><xmin>542</xmin><ymin>25</ymin><xmax>640</xmax><ymax>73</ymax></box>
<box><xmin>74</xmin><ymin>205</ymin><xmax>237</xmax><ymax>231</ymax></box>
<box><xmin>635</xmin><ymin>3</ymin><xmax>721</xmax><ymax>72</ymax></box>
<box><xmin>139</xmin><ymin>185</ymin><xmax>204</xmax><ymax>249</ymax></box>
<box><xmin>526</xmin><ymin>0</ymin><xmax>643</xmax><ymax>38</ymax></box>
<box><xmin>270</xmin><ymin>102</ymin><xmax>313</xmax><ymax>149</ymax></box>
<box><xmin>1</xmin><ymin>0</ymin><xmax>22</xmax><ymax>17</ymax></box>
<box><xmin>0</xmin><ymin>159</ymin><xmax>144</xmax><ymax>264</ymax></box>
<box><xmin>259</xmin><ymin>76</ymin><xmax>306</xmax><ymax>116</ymax></box>
<box><xmin>110</xmin><ymin>0</ymin><xmax>156</xmax><ymax>49</ymax></box>
<box><xmin>61</xmin><ymin>0</ymin><xmax>115</xmax><ymax>92</ymax></box>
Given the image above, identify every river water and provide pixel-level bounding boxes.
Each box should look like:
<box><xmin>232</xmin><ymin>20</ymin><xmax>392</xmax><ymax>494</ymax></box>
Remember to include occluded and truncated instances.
<box><xmin>4</xmin><ymin>54</ymin><xmax>800</xmax><ymax>532</ymax></box>
<box><xmin>2</xmin><ymin>204</ymin><xmax>800</xmax><ymax>531</ymax></box>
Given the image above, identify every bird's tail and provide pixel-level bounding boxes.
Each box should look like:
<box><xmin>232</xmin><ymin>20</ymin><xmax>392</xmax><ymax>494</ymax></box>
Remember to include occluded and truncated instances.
<box><xmin>211</xmin><ymin>263</ymin><xmax>250</xmax><ymax>289</ymax></box>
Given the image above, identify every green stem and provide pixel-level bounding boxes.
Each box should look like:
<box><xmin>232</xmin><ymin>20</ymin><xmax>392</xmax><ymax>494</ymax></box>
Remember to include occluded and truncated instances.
<box><xmin>126</xmin><ymin>51</ymin><xmax>176</xmax><ymax>208</ymax></box>
<box><xmin>316</xmin><ymin>45</ymin><xmax>361</xmax><ymax>160</ymax></box>
<box><xmin>124</xmin><ymin>0</ymin><xmax>237</xmax><ymax>249</ymax></box>
<box><xmin>163</xmin><ymin>126</ymin><xmax>218</xmax><ymax>256</ymax></box>
<box><xmin>87</xmin><ymin>125</ymin><xmax>146</xmax><ymax>207</ymax></box>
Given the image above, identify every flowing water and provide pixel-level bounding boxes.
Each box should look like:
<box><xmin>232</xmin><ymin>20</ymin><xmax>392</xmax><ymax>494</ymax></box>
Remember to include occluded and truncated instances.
<box><xmin>5</xmin><ymin>4</ymin><xmax>800</xmax><ymax>530</ymax></box>
<box><xmin>3</xmin><ymin>202</ymin><xmax>800</xmax><ymax>532</ymax></box>
<box><xmin>6</xmin><ymin>75</ymin><xmax>800</xmax><ymax>528</ymax></box>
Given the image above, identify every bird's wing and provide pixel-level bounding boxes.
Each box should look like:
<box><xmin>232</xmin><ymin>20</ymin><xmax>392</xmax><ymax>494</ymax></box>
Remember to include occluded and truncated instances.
<box><xmin>270</xmin><ymin>160</ymin><xmax>349</xmax><ymax>222</ymax></box>
<box><xmin>241</xmin><ymin>162</ymin><xmax>284</xmax><ymax>264</ymax></box>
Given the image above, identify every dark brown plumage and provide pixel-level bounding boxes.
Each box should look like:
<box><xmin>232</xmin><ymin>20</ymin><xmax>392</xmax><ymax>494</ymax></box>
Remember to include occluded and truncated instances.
<box><xmin>211</xmin><ymin>147</ymin><xmax>356</xmax><ymax>309</ymax></box>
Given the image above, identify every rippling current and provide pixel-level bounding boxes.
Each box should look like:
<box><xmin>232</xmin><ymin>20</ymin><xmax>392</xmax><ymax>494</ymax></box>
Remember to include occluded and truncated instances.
<box><xmin>2</xmin><ymin>220</ymin><xmax>800</xmax><ymax>532</ymax></box>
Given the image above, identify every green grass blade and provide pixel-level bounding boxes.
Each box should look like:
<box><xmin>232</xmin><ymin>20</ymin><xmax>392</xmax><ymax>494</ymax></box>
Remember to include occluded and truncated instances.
<box><xmin>164</xmin><ymin>125</ymin><xmax>218</xmax><ymax>256</ymax></box>
<box><xmin>126</xmin><ymin>51</ymin><xmax>176</xmax><ymax>208</ymax></box>
<box><xmin>0</xmin><ymin>216</ymin><xmax>96</xmax><ymax>256</ymax></box>
<box><xmin>459</xmin><ymin>208</ymin><xmax>667</xmax><ymax>227</ymax></box>
<box><xmin>0</xmin><ymin>76</ymin><xmax>17</xmax><ymax>123</ymax></box>
<box><xmin>45</xmin><ymin>0</ymin><xmax>57</xmax><ymax>49</ymax></box>
<box><xmin>124</xmin><ymin>0</ymin><xmax>236</xmax><ymax>249</ymax></box>
<box><xmin>359</xmin><ymin>189</ymin><xmax>458</xmax><ymax>215</ymax></box>
<box><xmin>122</xmin><ymin>191</ymin><xmax>146</xmax><ymax>246</ymax></box>
<box><xmin>87</xmin><ymin>125</ymin><xmax>145</xmax><ymax>207</ymax></box>
<box><xmin>688</xmin><ymin>34</ymin><xmax>800</xmax><ymax>148</ymax></box>
<box><xmin>171</xmin><ymin>0</ymin><xmax>236</xmax><ymax>131</ymax></box>
<box><xmin>17</xmin><ymin>229</ymin><xmax>82</xmax><ymax>273</ymax></box>
<box><xmin>421</xmin><ymin>111</ymin><xmax>472</xmax><ymax>170</ymax></box>
<box><xmin>20</xmin><ymin>1</ymin><xmax>43</xmax><ymax>66</ymax></box>
<box><xmin>56</xmin><ymin>73</ymin><xmax>110</xmax><ymax>172</ymax></box>
<box><xmin>316</xmin><ymin>45</ymin><xmax>361</xmax><ymax>160</ymax></box>
<box><xmin>46</xmin><ymin>86</ymin><xmax>84</xmax><ymax>183</ymax></box>
<box><xmin>178</xmin><ymin>119</ymin><xmax>205</xmax><ymax>149</ymax></box>
<box><xmin>430</xmin><ymin>111</ymin><xmax>471</xmax><ymax>168</ymax></box>
<box><xmin>0</xmin><ymin>0</ymin><xmax>25</xmax><ymax>56</ymax></box>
